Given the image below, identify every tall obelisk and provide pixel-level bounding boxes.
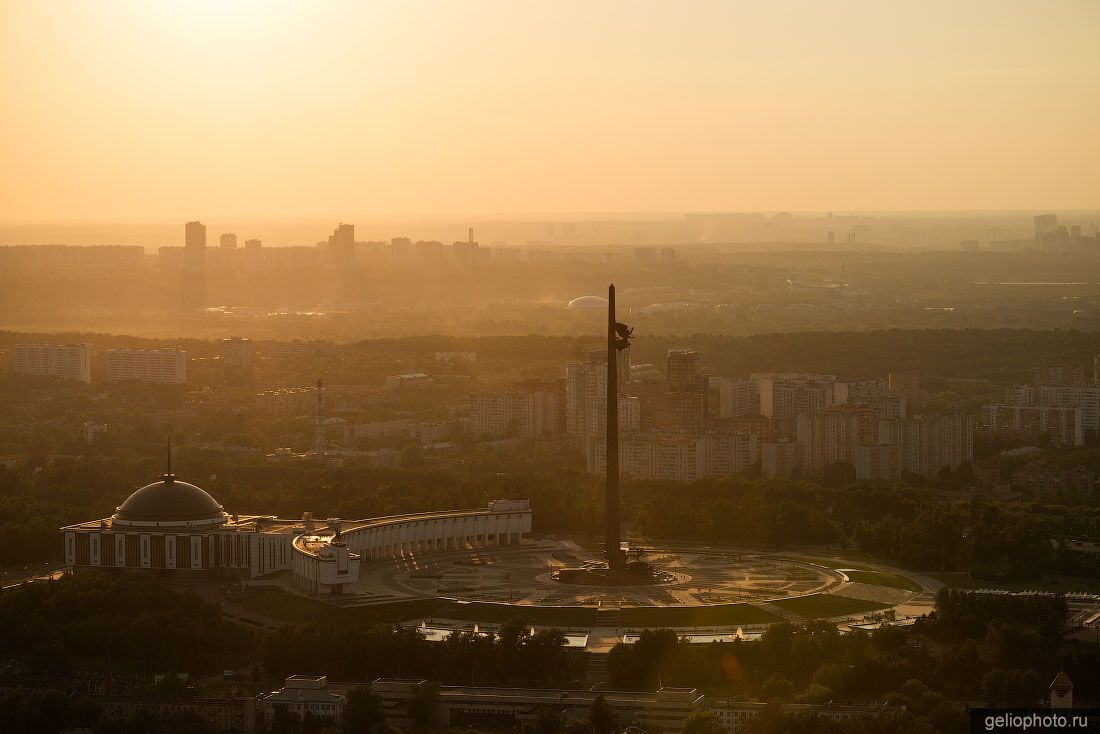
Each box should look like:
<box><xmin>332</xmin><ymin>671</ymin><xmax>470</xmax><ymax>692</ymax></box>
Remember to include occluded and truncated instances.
<box><xmin>605</xmin><ymin>284</ymin><xmax>623</xmax><ymax>570</ymax></box>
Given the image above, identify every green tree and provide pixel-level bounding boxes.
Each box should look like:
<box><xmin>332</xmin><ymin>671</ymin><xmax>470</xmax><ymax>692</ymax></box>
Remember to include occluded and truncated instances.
<box><xmin>682</xmin><ymin>710</ymin><xmax>726</xmax><ymax>734</ymax></box>
<box><xmin>341</xmin><ymin>686</ymin><xmax>383</xmax><ymax>733</ymax></box>
<box><xmin>562</xmin><ymin>718</ymin><xmax>591</xmax><ymax>734</ymax></box>
<box><xmin>590</xmin><ymin>694</ymin><xmax>615</xmax><ymax>734</ymax></box>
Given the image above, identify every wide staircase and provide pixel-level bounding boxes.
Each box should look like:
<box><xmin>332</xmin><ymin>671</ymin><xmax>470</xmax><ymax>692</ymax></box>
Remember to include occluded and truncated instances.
<box><xmin>595</xmin><ymin>604</ymin><xmax>621</xmax><ymax>629</ymax></box>
<box><xmin>584</xmin><ymin>652</ymin><xmax>610</xmax><ymax>690</ymax></box>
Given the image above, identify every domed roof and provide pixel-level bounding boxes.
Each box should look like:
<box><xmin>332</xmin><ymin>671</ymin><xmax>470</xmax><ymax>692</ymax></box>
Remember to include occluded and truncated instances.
<box><xmin>113</xmin><ymin>474</ymin><xmax>227</xmax><ymax>525</ymax></box>
<box><xmin>567</xmin><ymin>295</ymin><xmax>609</xmax><ymax>310</ymax></box>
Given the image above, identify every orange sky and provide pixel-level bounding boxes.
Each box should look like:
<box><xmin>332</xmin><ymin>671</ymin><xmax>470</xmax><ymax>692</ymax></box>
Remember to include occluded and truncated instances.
<box><xmin>1</xmin><ymin>0</ymin><xmax>1098</xmax><ymax>220</ymax></box>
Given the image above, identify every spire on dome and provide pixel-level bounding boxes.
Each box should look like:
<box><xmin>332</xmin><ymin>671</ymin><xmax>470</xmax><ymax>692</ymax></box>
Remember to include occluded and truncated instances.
<box><xmin>163</xmin><ymin>435</ymin><xmax>176</xmax><ymax>483</ymax></box>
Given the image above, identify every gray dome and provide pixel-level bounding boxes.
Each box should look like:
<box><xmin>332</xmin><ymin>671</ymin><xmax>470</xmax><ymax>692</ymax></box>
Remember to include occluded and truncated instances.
<box><xmin>114</xmin><ymin>475</ymin><xmax>227</xmax><ymax>524</ymax></box>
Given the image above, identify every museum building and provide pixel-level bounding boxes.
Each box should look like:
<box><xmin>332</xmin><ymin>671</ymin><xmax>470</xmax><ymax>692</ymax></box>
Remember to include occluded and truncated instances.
<box><xmin>60</xmin><ymin>470</ymin><xmax>532</xmax><ymax>594</ymax></box>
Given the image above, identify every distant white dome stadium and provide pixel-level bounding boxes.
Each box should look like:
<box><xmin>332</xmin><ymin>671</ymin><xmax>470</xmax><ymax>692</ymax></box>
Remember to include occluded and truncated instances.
<box><xmin>567</xmin><ymin>296</ymin><xmax>609</xmax><ymax>310</ymax></box>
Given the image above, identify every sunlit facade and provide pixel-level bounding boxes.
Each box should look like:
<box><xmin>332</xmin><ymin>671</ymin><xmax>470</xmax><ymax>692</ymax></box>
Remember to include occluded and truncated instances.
<box><xmin>61</xmin><ymin>473</ymin><xmax>532</xmax><ymax>595</ymax></box>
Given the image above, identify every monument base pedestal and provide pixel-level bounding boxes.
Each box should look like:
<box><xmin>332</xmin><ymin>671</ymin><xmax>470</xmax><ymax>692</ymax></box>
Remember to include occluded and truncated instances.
<box><xmin>552</xmin><ymin>560</ymin><xmax>673</xmax><ymax>586</ymax></box>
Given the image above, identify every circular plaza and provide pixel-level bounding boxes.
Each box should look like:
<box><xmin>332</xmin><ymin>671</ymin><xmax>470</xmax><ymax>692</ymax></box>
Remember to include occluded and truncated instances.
<box><xmin>321</xmin><ymin>536</ymin><xmax>936</xmax><ymax>635</ymax></box>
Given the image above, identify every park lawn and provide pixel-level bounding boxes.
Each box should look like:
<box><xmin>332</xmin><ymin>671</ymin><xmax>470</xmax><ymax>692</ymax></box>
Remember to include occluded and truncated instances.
<box><xmin>843</xmin><ymin>570</ymin><xmax>922</xmax><ymax>593</ymax></box>
<box><xmin>773</xmin><ymin>556</ymin><xmax>874</xmax><ymax>571</ymax></box>
<box><xmin>940</xmin><ymin>572</ymin><xmax>1100</xmax><ymax>594</ymax></box>
<box><xmin>230</xmin><ymin>586</ymin><xmax>599</xmax><ymax>627</ymax></box>
<box><xmin>232</xmin><ymin>587</ymin><xmax>440</xmax><ymax>624</ymax></box>
<box><xmin>620</xmin><ymin>603</ymin><xmax>780</xmax><ymax>628</ymax></box>
<box><xmin>770</xmin><ymin>594</ymin><xmax>890</xmax><ymax>619</ymax></box>
<box><xmin>231</xmin><ymin>587</ymin><xmax>787</xmax><ymax>629</ymax></box>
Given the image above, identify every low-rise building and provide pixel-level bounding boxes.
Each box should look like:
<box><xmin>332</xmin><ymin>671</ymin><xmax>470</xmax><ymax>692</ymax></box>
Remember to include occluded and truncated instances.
<box><xmin>258</xmin><ymin>676</ymin><xmax>345</xmax><ymax>728</ymax></box>
<box><xmin>83</xmin><ymin>421</ymin><xmax>108</xmax><ymax>444</ymax></box>
<box><xmin>385</xmin><ymin>372</ymin><xmax>433</xmax><ymax>389</ymax></box>
<box><xmin>94</xmin><ymin>697</ymin><xmax>255</xmax><ymax>733</ymax></box>
<box><xmin>370</xmin><ymin>680</ymin><xmax>705</xmax><ymax>733</ymax></box>
<box><xmin>435</xmin><ymin>351</ymin><xmax>477</xmax><ymax>363</ymax></box>
<box><xmin>1012</xmin><ymin>465</ymin><xmax>1093</xmax><ymax>496</ymax></box>
<box><xmin>256</xmin><ymin>388</ymin><xmax>315</xmax><ymax>416</ymax></box>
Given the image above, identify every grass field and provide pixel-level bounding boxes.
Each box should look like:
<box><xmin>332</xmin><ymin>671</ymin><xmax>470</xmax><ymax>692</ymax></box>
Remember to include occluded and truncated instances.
<box><xmin>843</xmin><ymin>570</ymin><xmax>922</xmax><ymax>593</ymax></box>
<box><xmin>939</xmin><ymin>572</ymin><xmax>1100</xmax><ymax>594</ymax></box>
<box><xmin>231</xmin><ymin>587</ymin><xmax>787</xmax><ymax>629</ymax></box>
<box><xmin>231</xmin><ymin>587</ymin><xmax>600</xmax><ymax>627</ymax></box>
<box><xmin>232</xmin><ymin>587</ymin><xmax>442</xmax><ymax>625</ymax></box>
<box><xmin>774</xmin><ymin>556</ymin><xmax>874</xmax><ymax>571</ymax></box>
<box><xmin>619</xmin><ymin>603</ymin><xmax>780</xmax><ymax>628</ymax></box>
<box><xmin>770</xmin><ymin>594</ymin><xmax>890</xmax><ymax>619</ymax></box>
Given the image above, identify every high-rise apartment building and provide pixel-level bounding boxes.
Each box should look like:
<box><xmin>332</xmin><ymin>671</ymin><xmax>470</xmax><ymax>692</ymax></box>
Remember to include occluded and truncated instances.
<box><xmin>666</xmin><ymin>348</ymin><xmax>700</xmax><ymax>393</ymax></box>
<box><xmin>416</xmin><ymin>240</ymin><xmax>446</xmax><ymax>263</ymax></box>
<box><xmin>755</xmin><ymin>373</ymin><xmax>836</xmax><ymax>437</ymax></box>
<box><xmin>14</xmin><ymin>343</ymin><xmax>91</xmax><ymax>383</ymax></box>
<box><xmin>981</xmin><ymin>404</ymin><xmax>1082</xmax><ymax>446</ymax></box>
<box><xmin>566</xmin><ymin>353</ymin><xmax>607</xmax><ymax>438</ymax></box>
<box><xmin>761</xmin><ymin>439</ymin><xmax>803</xmax><ymax>478</ymax></box>
<box><xmin>389</xmin><ymin>237</ymin><xmax>413</xmax><ymax>265</ymax></box>
<box><xmin>105</xmin><ymin>349</ymin><xmax>187</xmax><ymax>384</ymax></box>
<box><xmin>328</xmin><ymin>223</ymin><xmax>355</xmax><ymax>268</ymax></box>
<box><xmin>1035</xmin><ymin>214</ymin><xmax>1058</xmax><ymax>250</ymax></box>
<box><xmin>1032</xmin><ymin>362</ymin><xmax>1087</xmax><ymax>387</ymax></box>
<box><xmin>244</xmin><ymin>239</ymin><xmax>264</xmax><ymax>272</ymax></box>
<box><xmin>219</xmin><ymin>233</ymin><xmax>238</xmax><ymax>250</ymax></box>
<box><xmin>587</xmin><ymin>431</ymin><xmax>758</xmax><ymax>481</ymax></box>
<box><xmin>834</xmin><ymin>379</ymin><xmax>887</xmax><ymax>405</ymax></box>
<box><xmin>716</xmin><ymin>378</ymin><xmax>760</xmax><ymax>418</ymax></box>
<box><xmin>823</xmin><ymin>404</ymin><xmax>877</xmax><ymax>465</ymax></box>
<box><xmin>1003</xmin><ymin>384</ymin><xmax>1100</xmax><ymax>433</ymax></box>
<box><xmin>468</xmin><ymin>387</ymin><xmax>562</xmax><ymax>439</ymax></box>
<box><xmin>221</xmin><ymin>337</ymin><xmax>254</xmax><ymax>370</ymax></box>
<box><xmin>895</xmin><ymin>414</ymin><xmax>973</xmax><ymax>479</ymax></box>
<box><xmin>795</xmin><ymin>404</ymin><xmax>877</xmax><ymax>472</ymax></box>
<box><xmin>184</xmin><ymin>221</ymin><xmax>207</xmax><ymax>271</ymax></box>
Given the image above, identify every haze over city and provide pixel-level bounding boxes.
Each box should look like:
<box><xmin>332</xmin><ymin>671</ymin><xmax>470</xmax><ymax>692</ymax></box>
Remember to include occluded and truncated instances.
<box><xmin>3</xmin><ymin>0</ymin><xmax>1100</xmax><ymax>224</ymax></box>
<box><xmin>3</xmin><ymin>3</ymin><xmax>1100</xmax><ymax>734</ymax></box>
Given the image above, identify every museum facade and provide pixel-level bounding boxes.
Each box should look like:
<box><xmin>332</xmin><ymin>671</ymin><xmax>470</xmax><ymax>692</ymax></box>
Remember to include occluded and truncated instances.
<box><xmin>61</xmin><ymin>471</ymin><xmax>532</xmax><ymax>595</ymax></box>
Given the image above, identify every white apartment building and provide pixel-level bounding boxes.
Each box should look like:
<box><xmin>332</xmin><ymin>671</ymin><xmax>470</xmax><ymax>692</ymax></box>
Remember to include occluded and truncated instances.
<box><xmin>761</xmin><ymin>439</ymin><xmax>803</xmax><ymax>478</ymax></box>
<box><xmin>582</xmin><ymin>396</ymin><xmax>641</xmax><ymax>437</ymax></box>
<box><xmin>469</xmin><ymin>391</ymin><xmax>560</xmax><ymax>439</ymax></box>
<box><xmin>1003</xmin><ymin>384</ymin><xmax>1100</xmax><ymax>433</ymax></box>
<box><xmin>834</xmin><ymin>378</ymin><xmax>887</xmax><ymax>405</ymax></box>
<box><xmin>716</xmin><ymin>377</ymin><xmax>760</xmax><ymax>418</ymax></box>
<box><xmin>854</xmin><ymin>443</ymin><xmax>902</xmax><ymax>482</ymax></box>
<box><xmin>895</xmin><ymin>414</ymin><xmax>974</xmax><ymax>479</ymax></box>
<box><xmin>587</xmin><ymin>431</ymin><xmax>758</xmax><ymax>481</ymax></box>
<box><xmin>564</xmin><ymin>351</ymin><xmax>630</xmax><ymax>439</ymax></box>
<box><xmin>754</xmin><ymin>373</ymin><xmax>837</xmax><ymax>435</ymax></box>
<box><xmin>981</xmin><ymin>404</ymin><xmax>1083</xmax><ymax>446</ymax></box>
<box><xmin>105</xmin><ymin>348</ymin><xmax>186</xmax><ymax>384</ymax></box>
<box><xmin>565</xmin><ymin>358</ymin><xmax>607</xmax><ymax>437</ymax></box>
<box><xmin>14</xmin><ymin>343</ymin><xmax>91</xmax><ymax>383</ymax></box>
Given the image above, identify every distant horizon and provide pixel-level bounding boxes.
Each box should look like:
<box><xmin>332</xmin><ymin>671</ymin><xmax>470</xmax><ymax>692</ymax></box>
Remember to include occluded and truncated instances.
<box><xmin>2</xmin><ymin>208</ymin><xmax>1098</xmax><ymax>249</ymax></box>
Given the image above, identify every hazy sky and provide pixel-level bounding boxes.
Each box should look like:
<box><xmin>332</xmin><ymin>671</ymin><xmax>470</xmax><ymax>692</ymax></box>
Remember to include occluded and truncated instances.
<box><xmin>2</xmin><ymin>0</ymin><xmax>1098</xmax><ymax>221</ymax></box>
